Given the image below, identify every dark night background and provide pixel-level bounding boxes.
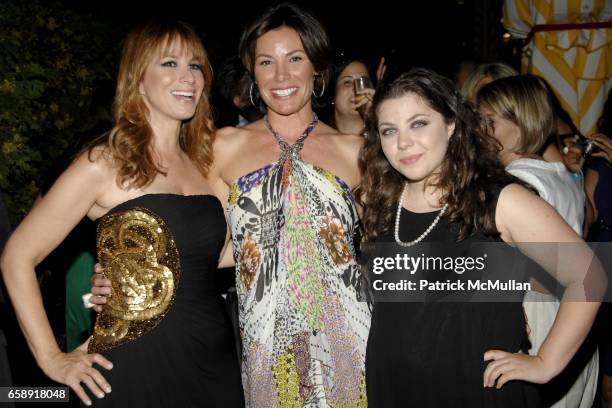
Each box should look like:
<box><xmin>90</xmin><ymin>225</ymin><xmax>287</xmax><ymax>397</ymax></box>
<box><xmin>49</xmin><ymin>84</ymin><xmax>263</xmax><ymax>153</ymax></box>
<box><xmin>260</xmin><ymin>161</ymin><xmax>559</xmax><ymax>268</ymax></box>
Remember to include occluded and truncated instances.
<box><xmin>61</xmin><ymin>0</ymin><xmax>517</xmax><ymax>76</ymax></box>
<box><xmin>59</xmin><ymin>0</ymin><xmax>521</xmax><ymax>123</ymax></box>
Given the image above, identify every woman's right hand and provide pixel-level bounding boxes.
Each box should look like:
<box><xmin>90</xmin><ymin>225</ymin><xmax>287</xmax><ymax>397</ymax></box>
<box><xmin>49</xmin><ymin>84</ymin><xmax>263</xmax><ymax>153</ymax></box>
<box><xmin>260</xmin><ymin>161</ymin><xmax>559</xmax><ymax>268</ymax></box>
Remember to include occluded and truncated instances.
<box><xmin>483</xmin><ymin>350</ymin><xmax>553</xmax><ymax>388</ymax></box>
<box><xmin>588</xmin><ymin>133</ymin><xmax>612</xmax><ymax>164</ymax></box>
<box><xmin>90</xmin><ymin>263</ymin><xmax>111</xmax><ymax>312</ymax></box>
<box><xmin>41</xmin><ymin>338</ymin><xmax>113</xmax><ymax>406</ymax></box>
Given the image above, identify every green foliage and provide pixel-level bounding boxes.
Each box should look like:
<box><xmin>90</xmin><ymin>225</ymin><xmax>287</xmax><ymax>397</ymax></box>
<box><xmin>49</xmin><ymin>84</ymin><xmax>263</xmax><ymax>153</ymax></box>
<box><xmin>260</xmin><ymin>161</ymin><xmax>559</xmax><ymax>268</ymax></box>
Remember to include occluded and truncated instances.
<box><xmin>0</xmin><ymin>0</ymin><xmax>121</xmax><ymax>221</ymax></box>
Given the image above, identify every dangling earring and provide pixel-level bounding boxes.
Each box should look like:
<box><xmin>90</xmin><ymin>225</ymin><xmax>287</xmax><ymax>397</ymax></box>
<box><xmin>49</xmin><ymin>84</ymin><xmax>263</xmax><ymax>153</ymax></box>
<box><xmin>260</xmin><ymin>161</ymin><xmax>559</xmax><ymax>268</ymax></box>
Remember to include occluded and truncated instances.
<box><xmin>249</xmin><ymin>81</ymin><xmax>258</xmax><ymax>107</ymax></box>
<box><xmin>312</xmin><ymin>74</ymin><xmax>325</xmax><ymax>98</ymax></box>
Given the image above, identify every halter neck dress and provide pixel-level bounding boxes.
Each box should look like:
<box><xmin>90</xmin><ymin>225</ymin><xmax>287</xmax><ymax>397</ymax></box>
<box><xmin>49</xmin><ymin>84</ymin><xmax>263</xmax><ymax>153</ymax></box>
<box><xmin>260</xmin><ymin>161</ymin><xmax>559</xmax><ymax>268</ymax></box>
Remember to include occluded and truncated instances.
<box><xmin>227</xmin><ymin>115</ymin><xmax>371</xmax><ymax>407</ymax></box>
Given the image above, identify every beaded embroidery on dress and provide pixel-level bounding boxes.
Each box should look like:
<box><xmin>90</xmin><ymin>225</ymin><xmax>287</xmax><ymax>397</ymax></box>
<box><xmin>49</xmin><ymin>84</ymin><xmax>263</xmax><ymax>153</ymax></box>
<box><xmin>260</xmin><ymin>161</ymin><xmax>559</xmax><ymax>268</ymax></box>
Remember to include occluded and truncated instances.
<box><xmin>90</xmin><ymin>207</ymin><xmax>180</xmax><ymax>353</ymax></box>
<box><xmin>88</xmin><ymin>194</ymin><xmax>244</xmax><ymax>407</ymax></box>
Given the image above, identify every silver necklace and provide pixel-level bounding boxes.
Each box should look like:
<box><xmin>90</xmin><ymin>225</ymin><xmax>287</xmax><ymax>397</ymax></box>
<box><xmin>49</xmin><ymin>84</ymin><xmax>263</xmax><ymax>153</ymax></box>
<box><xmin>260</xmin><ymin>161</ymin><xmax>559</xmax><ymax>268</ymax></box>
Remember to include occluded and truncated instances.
<box><xmin>394</xmin><ymin>183</ymin><xmax>449</xmax><ymax>247</ymax></box>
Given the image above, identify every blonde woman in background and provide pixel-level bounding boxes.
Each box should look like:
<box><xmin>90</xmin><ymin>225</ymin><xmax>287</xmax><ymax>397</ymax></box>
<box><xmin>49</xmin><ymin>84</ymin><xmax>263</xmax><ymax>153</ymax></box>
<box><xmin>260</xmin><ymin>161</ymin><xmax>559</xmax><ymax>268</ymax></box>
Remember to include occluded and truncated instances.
<box><xmin>461</xmin><ymin>62</ymin><xmax>565</xmax><ymax>166</ymax></box>
<box><xmin>478</xmin><ymin>74</ymin><xmax>598</xmax><ymax>408</ymax></box>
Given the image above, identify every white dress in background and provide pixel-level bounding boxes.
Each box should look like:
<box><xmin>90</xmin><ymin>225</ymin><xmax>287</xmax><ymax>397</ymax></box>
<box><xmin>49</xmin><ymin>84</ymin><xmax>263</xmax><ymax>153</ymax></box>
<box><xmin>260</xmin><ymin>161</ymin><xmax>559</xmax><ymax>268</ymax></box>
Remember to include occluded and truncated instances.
<box><xmin>507</xmin><ymin>158</ymin><xmax>598</xmax><ymax>408</ymax></box>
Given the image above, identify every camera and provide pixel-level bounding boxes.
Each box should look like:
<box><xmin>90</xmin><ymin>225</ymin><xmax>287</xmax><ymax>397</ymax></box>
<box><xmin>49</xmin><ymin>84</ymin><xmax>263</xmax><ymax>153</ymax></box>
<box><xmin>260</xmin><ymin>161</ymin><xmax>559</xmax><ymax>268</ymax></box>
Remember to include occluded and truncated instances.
<box><xmin>575</xmin><ymin>138</ymin><xmax>599</xmax><ymax>155</ymax></box>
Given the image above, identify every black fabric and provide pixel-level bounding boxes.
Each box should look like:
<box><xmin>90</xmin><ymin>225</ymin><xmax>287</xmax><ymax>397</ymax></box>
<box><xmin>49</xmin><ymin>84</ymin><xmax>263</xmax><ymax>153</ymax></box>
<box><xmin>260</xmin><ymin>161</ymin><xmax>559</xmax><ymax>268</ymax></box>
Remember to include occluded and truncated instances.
<box><xmin>366</xmin><ymin>191</ymin><xmax>540</xmax><ymax>407</ymax></box>
<box><xmin>92</xmin><ymin>194</ymin><xmax>243</xmax><ymax>407</ymax></box>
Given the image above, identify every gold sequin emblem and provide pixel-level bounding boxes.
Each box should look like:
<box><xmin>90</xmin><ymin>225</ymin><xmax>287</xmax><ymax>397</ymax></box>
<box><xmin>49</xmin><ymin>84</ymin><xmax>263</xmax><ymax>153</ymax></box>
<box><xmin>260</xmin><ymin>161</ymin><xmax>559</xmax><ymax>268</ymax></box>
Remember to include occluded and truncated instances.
<box><xmin>89</xmin><ymin>207</ymin><xmax>180</xmax><ymax>353</ymax></box>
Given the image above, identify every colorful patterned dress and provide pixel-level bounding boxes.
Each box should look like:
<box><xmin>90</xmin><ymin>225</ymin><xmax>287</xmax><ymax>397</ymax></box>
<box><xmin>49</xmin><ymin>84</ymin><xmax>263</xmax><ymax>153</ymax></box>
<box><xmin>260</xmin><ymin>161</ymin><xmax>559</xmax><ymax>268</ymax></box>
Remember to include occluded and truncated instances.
<box><xmin>227</xmin><ymin>115</ymin><xmax>371</xmax><ymax>407</ymax></box>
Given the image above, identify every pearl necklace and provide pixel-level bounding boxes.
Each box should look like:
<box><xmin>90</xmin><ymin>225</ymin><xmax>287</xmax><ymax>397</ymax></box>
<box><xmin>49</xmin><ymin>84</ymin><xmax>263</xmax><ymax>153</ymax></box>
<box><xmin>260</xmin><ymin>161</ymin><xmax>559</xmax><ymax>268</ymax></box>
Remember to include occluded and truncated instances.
<box><xmin>394</xmin><ymin>184</ymin><xmax>449</xmax><ymax>247</ymax></box>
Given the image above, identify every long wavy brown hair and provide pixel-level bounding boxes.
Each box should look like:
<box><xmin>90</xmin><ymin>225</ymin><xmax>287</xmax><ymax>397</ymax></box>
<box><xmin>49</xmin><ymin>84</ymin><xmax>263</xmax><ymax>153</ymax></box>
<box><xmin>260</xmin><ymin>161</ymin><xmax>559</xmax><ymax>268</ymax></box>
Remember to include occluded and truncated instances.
<box><xmin>89</xmin><ymin>20</ymin><xmax>215</xmax><ymax>188</ymax></box>
<box><xmin>356</xmin><ymin>68</ymin><xmax>518</xmax><ymax>241</ymax></box>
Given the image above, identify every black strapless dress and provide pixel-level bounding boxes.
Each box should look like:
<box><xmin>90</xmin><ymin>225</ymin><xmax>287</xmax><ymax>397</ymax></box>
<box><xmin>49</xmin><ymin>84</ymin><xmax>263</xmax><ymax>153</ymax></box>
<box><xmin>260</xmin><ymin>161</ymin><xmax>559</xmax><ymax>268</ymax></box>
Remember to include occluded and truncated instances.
<box><xmin>89</xmin><ymin>194</ymin><xmax>243</xmax><ymax>407</ymax></box>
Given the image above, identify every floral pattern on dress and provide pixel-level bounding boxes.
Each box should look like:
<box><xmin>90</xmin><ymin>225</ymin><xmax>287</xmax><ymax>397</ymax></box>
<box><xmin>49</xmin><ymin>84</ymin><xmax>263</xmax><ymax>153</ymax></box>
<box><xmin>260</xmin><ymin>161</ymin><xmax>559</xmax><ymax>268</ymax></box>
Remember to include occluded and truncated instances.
<box><xmin>239</xmin><ymin>232</ymin><xmax>261</xmax><ymax>290</ymax></box>
<box><xmin>318</xmin><ymin>215</ymin><xmax>352</xmax><ymax>266</ymax></box>
<box><xmin>314</xmin><ymin>165</ymin><xmax>356</xmax><ymax>205</ymax></box>
<box><xmin>228</xmin><ymin>131</ymin><xmax>370</xmax><ymax>407</ymax></box>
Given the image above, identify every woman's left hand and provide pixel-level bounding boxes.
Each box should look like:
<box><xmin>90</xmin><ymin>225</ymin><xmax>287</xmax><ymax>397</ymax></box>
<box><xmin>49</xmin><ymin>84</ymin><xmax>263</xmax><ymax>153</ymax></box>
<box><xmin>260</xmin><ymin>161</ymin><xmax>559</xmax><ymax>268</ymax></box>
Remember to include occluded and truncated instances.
<box><xmin>483</xmin><ymin>350</ymin><xmax>554</xmax><ymax>388</ymax></box>
<box><xmin>587</xmin><ymin>133</ymin><xmax>612</xmax><ymax>164</ymax></box>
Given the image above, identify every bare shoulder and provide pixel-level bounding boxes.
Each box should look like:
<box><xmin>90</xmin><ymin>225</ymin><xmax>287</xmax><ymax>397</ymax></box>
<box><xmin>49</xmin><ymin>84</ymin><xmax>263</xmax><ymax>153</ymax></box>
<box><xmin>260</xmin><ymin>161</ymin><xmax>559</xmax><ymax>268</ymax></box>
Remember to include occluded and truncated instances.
<box><xmin>338</xmin><ymin>132</ymin><xmax>365</xmax><ymax>154</ymax></box>
<box><xmin>496</xmin><ymin>182</ymin><xmax>567</xmax><ymax>241</ymax></box>
<box><xmin>312</xmin><ymin>123</ymin><xmax>363</xmax><ymax>187</ymax></box>
<box><xmin>495</xmin><ymin>183</ymin><xmax>530</xmax><ymax>242</ymax></box>
<box><xmin>496</xmin><ymin>183</ymin><xmax>543</xmax><ymax>223</ymax></box>
<box><xmin>57</xmin><ymin>146</ymin><xmax>119</xmax><ymax>210</ymax></box>
<box><xmin>212</xmin><ymin>126</ymin><xmax>246</xmax><ymax>165</ymax></box>
<box><xmin>318</xmin><ymin>122</ymin><xmax>364</xmax><ymax>155</ymax></box>
<box><xmin>0</xmin><ymin>145</ymin><xmax>120</xmax><ymax>261</ymax></box>
<box><xmin>211</xmin><ymin>122</ymin><xmax>266</xmax><ymax>180</ymax></box>
<box><xmin>70</xmin><ymin>145</ymin><xmax>116</xmax><ymax>183</ymax></box>
<box><xmin>214</xmin><ymin>122</ymin><xmax>262</xmax><ymax>152</ymax></box>
<box><xmin>23</xmin><ymin>145</ymin><xmax>120</xmax><ymax>223</ymax></box>
<box><xmin>214</xmin><ymin>125</ymin><xmax>242</xmax><ymax>147</ymax></box>
<box><xmin>497</xmin><ymin>183</ymin><xmax>540</xmax><ymax>210</ymax></box>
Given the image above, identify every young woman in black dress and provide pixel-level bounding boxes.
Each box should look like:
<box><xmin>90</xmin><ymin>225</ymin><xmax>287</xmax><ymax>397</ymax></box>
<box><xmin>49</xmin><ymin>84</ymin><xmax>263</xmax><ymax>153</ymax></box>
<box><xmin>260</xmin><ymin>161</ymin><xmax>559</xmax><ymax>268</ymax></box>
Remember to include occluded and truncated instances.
<box><xmin>357</xmin><ymin>68</ymin><xmax>602</xmax><ymax>407</ymax></box>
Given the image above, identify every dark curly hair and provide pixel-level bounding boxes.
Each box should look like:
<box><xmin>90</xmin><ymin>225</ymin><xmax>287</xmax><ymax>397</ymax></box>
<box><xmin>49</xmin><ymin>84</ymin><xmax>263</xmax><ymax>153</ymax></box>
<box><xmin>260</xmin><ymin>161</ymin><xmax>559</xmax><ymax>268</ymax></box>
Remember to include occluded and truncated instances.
<box><xmin>356</xmin><ymin>68</ymin><xmax>518</xmax><ymax>241</ymax></box>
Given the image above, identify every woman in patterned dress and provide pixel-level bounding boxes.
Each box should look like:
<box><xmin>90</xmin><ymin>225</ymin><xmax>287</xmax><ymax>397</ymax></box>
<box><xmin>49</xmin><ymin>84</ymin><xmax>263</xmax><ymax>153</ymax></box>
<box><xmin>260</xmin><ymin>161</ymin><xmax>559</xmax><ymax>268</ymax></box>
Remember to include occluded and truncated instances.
<box><xmin>206</xmin><ymin>4</ymin><xmax>371</xmax><ymax>406</ymax></box>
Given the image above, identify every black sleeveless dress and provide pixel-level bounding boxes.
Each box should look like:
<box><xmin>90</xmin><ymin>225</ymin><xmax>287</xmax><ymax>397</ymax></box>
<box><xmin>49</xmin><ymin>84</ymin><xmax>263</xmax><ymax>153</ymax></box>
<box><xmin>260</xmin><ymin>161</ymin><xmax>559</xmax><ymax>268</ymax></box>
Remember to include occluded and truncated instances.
<box><xmin>366</xmin><ymin>200</ymin><xmax>541</xmax><ymax>407</ymax></box>
<box><xmin>89</xmin><ymin>194</ymin><xmax>243</xmax><ymax>407</ymax></box>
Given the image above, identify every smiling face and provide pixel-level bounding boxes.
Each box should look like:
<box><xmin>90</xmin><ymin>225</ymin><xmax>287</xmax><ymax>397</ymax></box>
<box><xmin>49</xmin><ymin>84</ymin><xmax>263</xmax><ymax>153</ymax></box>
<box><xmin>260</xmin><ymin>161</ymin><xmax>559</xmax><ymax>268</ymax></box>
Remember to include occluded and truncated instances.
<box><xmin>377</xmin><ymin>93</ymin><xmax>455</xmax><ymax>183</ymax></box>
<box><xmin>334</xmin><ymin>61</ymin><xmax>370</xmax><ymax>117</ymax></box>
<box><xmin>138</xmin><ymin>38</ymin><xmax>205</xmax><ymax>127</ymax></box>
<box><xmin>253</xmin><ymin>26</ymin><xmax>315</xmax><ymax>116</ymax></box>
